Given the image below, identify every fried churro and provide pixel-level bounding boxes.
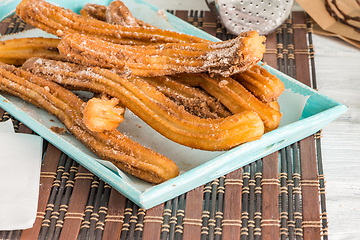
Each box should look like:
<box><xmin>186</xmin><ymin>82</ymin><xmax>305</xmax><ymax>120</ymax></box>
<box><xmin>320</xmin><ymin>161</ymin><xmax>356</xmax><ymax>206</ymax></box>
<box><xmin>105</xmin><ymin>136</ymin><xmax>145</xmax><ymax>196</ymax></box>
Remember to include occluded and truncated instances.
<box><xmin>80</xmin><ymin>1</ymin><xmax>156</xmax><ymax>28</ymax></box>
<box><xmin>169</xmin><ymin>73</ymin><xmax>282</xmax><ymax>132</ymax></box>
<box><xmin>0</xmin><ymin>0</ymin><xmax>286</xmax><ymax>185</ymax></box>
<box><xmin>232</xmin><ymin>64</ymin><xmax>285</xmax><ymax>102</ymax></box>
<box><xmin>80</xmin><ymin>3</ymin><xmax>107</xmax><ymax>22</ymax></box>
<box><xmin>58</xmin><ymin>31</ymin><xmax>265</xmax><ymax>77</ymax></box>
<box><xmin>0</xmin><ymin>37</ymin><xmax>64</xmax><ymax>66</ymax></box>
<box><xmin>23</xmin><ymin>57</ymin><xmax>265</xmax><ymax>151</ymax></box>
<box><xmin>142</xmin><ymin>75</ymin><xmax>232</xmax><ymax>119</ymax></box>
<box><xmin>80</xmin><ymin>1</ymin><xmax>283</xmax><ymax>103</ymax></box>
<box><xmin>16</xmin><ymin>0</ymin><xmax>205</xmax><ymax>45</ymax></box>
<box><xmin>82</xmin><ymin>95</ymin><xmax>125</xmax><ymax>132</ymax></box>
<box><xmin>15</xmin><ymin>0</ymin><xmax>282</xmax><ymax>102</ymax></box>
<box><xmin>15</xmin><ymin>0</ymin><xmax>279</xmax><ymax>97</ymax></box>
<box><xmin>105</xmin><ymin>0</ymin><xmax>140</xmax><ymax>27</ymax></box>
<box><xmin>0</xmin><ymin>62</ymin><xmax>179</xmax><ymax>184</ymax></box>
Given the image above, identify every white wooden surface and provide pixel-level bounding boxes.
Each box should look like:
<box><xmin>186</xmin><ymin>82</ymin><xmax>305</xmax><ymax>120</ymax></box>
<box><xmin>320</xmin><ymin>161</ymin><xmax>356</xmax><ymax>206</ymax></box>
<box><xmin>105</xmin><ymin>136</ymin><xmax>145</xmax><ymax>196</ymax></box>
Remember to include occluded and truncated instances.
<box><xmin>312</xmin><ymin>34</ymin><xmax>360</xmax><ymax>240</ymax></box>
<box><xmin>146</xmin><ymin>1</ymin><xmax>360</xmax><ymax>239</ymax></box>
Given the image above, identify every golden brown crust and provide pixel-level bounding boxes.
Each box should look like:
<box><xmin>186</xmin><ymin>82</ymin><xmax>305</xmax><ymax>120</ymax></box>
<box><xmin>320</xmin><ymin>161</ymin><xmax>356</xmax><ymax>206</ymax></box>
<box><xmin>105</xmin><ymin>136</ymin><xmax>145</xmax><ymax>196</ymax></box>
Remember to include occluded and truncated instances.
<box><xmin>3</xmin><ymin>0</ymin><xmax>286</xmax><ymax>184</ymax></box>
<box><xmin>78</xmin><ymin>1</ymin><xmax>284</xmax><ymax>104</ymax></box>
<box><xmin>82</xmin><ymin>96</ymin><xmax>125</xmax><ymax>132</ymax></box>
<box><xmin>169</xmin><ymin>73</ymin><xmax>282</xmax><ymax>132</ymax></box>
<box><xmin>142</xmin><ymin>76</ymin><xmax>232</xmax><ymax>119</ymax></box>
<box><xmin>80</xmin><ymin>1</ymin><xmax>153</xmax><ymax>28</ymax></box>
<box><xmin>58</xmin><ymin>31</ymin><xmax>266</xmax><ymax>77</ymax></box>
<box><xmin>0</xmin><ymin>62</ymin><xmax>179</xmax><ymax>183</ymax></box>
<box><xmin>15</xmin><ymin>0</ymin><xmax>280</xmax><ymax>95</ymax></box>
<box><xmin>16</xmin><ymin>0</ymin><xmax>205</xmax><ymax>45</ymax></box>
<box><xmin>80</xmin><ymin>3</ymin><xmax>107</xmax><ymax>21</ymax></box>
<box><xmin>23</xmin><ymin>58</ymin><xmax>265</xmax><ymax>151</ymax></box>
<box><xmin>105</xmin><ymin>1</ymin><xmax>139</xmax><ymax>27</ymax></box>
<box><xmin>232</xmin><ymin>64</ymin><xmax>285</xmax><ymax>103</ymax></box>
<box><xmin>0</xmin><ymin>37</ymin><xmax>64</xmax><ymax>66</ymax></box>
<box><xmin>15</xmin><ymin>0</ymin><xmax>282</xmax><ymax>100</ymax></box>
<box><xmin>268</xmin><ymin>101</ymin><xmax>280</xmax><ymax>111</ymax></box>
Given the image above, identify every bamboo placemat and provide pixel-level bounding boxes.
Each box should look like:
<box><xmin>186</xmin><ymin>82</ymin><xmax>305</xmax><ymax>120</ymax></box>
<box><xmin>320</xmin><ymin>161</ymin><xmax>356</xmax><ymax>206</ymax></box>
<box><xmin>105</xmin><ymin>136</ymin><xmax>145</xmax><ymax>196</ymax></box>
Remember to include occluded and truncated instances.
<box><xmin>0</xmin><ymin>10</ymin><xmax>328</xmax><ymax>240</ymax></box>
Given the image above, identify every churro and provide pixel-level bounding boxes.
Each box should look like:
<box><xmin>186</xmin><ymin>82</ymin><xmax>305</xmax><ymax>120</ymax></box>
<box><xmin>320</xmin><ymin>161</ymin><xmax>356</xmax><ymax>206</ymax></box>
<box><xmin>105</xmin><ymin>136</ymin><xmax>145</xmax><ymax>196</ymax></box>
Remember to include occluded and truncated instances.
<box><xmin>58</xmin><ymin>31</ymin><xmax>266</xmax><ymax>77</ymax></box>
<box><xmin>142</xmin><ymin>76</ymin><xmax>232</xmax><ymax>119</ymax></box>
<box><xmin>79</xmin><ymin>1</ymin><xmax>284</xmax><ymax>103</ymax></box>
<box><xmin>82</xmin><ymin>95</ymin><xmax>125</xmax><ymax>132</ymax></box>
<box><xmin>104</xmin><ymin>1</ymin><xmax>139</xmax><ymax>27</ymax></box>
<box><xmin>16</xmin><ymin>0</ymin><xmax>205</xmax><ymax>45</ymax></box>
<box><xmin>0</xmin><ymin>62</ymin><xmax>179</xmax><ymax>183</ymax></box>
<box><xmin>15</xmin><ymin>0</ymin><xmax>282</xmax><ymax>100</ymax></box>
<box><xmin>169</xmin><ymin>73</ymin><xmax>282</xmax><ymax>132</ymax></box>
<box><xmin>0</xmin><ymin>37</ymin><xmax>63</xmax><ymax>66</ymax></box>
<box><xmin>80</xmin><ymin>3</ymin><xmax>107</xmax><ymax>22</ymax></box>
<box><xmin>232</xmin><ymin>64</ymin><xmax>285</xmax><ymax>102</ymax></box>
<box><xmin>80</xmin><ymin>1</ymin><xmax>155</xmax><ymax>28</ymax></box>
<box><xmin>23</xmin><ymin>57</ymin><xmax>265</xmax><ymax>151</ymax></box>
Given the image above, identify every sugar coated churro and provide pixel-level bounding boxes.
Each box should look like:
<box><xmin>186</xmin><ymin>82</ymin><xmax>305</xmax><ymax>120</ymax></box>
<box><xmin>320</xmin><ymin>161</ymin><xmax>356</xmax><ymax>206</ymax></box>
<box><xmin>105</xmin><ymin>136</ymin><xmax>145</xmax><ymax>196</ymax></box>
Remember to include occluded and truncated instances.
<box><xmin>4</xmin><ymin>0</ymin><xmax>287</xmax><ymax>183</ymax></box>
<box><xmin>169</xmin><ymin>73</ymin><xmax>282</xmax><ymax>132</ymax></box>
<box><xmin>58</xmin><ymin>31</ymin><xmax>266</xmax><ymax>77</ymax></box>
<box><xmin>81</xmin><ymin>1</ymin><xmax>159</xmax><ymax>28</ymax></box>
<box><xmin>78</xmin><ymin>1</ymin><xmax>283</xmax><ymax>103</ymax></box>
<box><xmin>82</xmin><ymin>95</ymin><xmax>125</xmax><ymax>132</ymax></box>
<box><xmin>0</xmin><ymin>62</ymin><xmax>179</xmax><ymax>183</ymax></box>
<box><xmin>23</xmin><ymin>57</ymin><xmax>265</xmax><ymax>151</ymax></box>
<box><xmin>80</xmin><ymin>3</ymin><xmax>107</xmax><ymax>22</ymax></box>
<box><xmin>232</xmin><ymin>64</ymin><xmax>285</xmax><ymax>102</ymax></box>
<box><xmin>0</xmin><ymin>37</ymin><xmax>63</xmax><ymax>66</ymax></box>
<box><xmin>16</xmin><ymin>0</ymin><xmax>205</xmax><ymax>45</ymax></box>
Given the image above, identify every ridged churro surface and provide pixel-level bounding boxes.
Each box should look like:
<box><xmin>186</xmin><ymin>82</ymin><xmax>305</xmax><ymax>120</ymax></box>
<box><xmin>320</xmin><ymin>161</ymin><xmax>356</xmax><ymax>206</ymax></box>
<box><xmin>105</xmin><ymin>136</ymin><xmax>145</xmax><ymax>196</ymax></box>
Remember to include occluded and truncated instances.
<box><xmin>0</xmin><ymin>37</ymin><xmax>64</xmax><ymax>66</ymax></box>
<box><xmin>0</xmin><ymin>62</ymin><xmax>179</xmax><ymax>183</ymax></box>
<box><xmin>58</xmin><ymin>31</ymin><xmax>266</xmax><ymax>77</ymax></box>
<box><xmin>15</xmin><ymin>0</ymin><xmax>205</xmax><ymax>45</ymax></box>
<box><xmin>23</xmin><ymin>57</ymin><xmax>265</xmax><ymax>151</ymax></box>
<box><xmin>232</xmin><ymin>64</ymin><xmax>285</xmax><ymax>103</ymax></box>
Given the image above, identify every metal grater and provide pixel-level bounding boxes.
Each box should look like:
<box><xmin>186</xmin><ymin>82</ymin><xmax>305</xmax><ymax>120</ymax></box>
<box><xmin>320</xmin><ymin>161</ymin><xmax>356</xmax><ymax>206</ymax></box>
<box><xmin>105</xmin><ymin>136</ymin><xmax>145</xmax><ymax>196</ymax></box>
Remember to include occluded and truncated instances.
<box><xmin>206</xmin><ymin>0</ymin><xmax>294</xmax><ymax>35</ymax></box>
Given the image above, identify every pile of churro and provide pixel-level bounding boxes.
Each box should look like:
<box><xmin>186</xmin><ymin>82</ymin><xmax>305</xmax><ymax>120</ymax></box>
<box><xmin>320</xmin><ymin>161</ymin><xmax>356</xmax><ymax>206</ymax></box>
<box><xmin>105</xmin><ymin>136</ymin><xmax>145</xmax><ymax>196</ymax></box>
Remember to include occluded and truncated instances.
<box><xmin>0</xmin><ymin>0</ymin><xmax>285</xmax><ymax>183</ymax></box>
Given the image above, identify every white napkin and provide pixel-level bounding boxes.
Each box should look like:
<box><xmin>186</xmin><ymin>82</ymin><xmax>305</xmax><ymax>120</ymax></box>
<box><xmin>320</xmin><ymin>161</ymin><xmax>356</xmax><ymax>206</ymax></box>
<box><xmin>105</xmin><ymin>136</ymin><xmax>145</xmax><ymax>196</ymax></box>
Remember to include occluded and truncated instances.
<box><xmin>0</xmin><ymin>120</ymin><xmax>43</xmax><ymax>230</ymax></box>
<box><xmin>0</xmin><ymin>119</ymin><xmax>15</xmax><ymax>133</ymax></box>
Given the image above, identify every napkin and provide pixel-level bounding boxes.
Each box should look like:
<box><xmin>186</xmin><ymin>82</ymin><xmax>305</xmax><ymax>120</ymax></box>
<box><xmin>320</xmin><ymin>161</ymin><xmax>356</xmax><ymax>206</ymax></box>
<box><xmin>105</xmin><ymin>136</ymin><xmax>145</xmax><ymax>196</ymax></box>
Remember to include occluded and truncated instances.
<box><xmin>296</xmin><ymin>0</ymin><xmax>360</xmax><ymax>49</ymax></box>
<box><xmin>0</xmin><ymin>120</ymin><xmax>43</xmax><ymax>230</ymax></box>
<box><xmin>0</xmin><ymin>119</ymin><xmax>14</xmax><ymax>133</ymax></box>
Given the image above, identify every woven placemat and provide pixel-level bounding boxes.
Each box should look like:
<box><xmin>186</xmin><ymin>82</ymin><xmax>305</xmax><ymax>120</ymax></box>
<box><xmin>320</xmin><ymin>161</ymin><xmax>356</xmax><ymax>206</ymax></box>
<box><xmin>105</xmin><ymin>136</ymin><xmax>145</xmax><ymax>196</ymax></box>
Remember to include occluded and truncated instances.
<box><xmin>0</xmin><ymin>10</ymin><xmax>328</xmax><ymax>240</ymax></box>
